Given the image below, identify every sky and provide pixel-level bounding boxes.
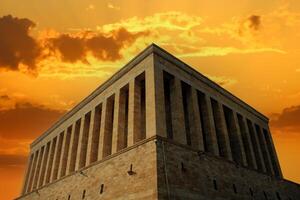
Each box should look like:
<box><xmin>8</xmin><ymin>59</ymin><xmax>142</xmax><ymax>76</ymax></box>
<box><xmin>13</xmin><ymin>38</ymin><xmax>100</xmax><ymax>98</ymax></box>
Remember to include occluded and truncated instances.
<box><xmin>0</xmin><ymin>0</ymin><xmax>300</xmax><ymax>199</ymax></box>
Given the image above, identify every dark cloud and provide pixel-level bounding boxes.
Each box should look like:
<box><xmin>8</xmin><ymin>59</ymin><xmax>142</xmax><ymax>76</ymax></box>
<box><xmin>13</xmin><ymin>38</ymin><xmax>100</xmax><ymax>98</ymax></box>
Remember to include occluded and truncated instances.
<box><xmin>51</xmin><ymin>34</ymin><xmax>86</xmax><ymax>63</ymax></box>
<box><xmin>247</xmin><ymin>15</ymin><xmax>261</xmax><ymax>31</ymax></box>
<box><xmin>0</xmin><ymin>102</ymin><xmax>66</xmax><ymax>140</ymax></box>
<box><xmin>0</xmin><ymin>95</ymin><xmax>10</xmax><ymax>100</ymax></box>
<box><xmin>50</xmin><ymin>27</ymin><xmax>149</xmax><ymax>63</ymax></box>
<box><xmin>0</xmin><ymin>154</ymin><xmax>27</xmax><ymax>168</ymax></box>
<box><xmin>270</xmin><ymin>105</ymin><xmax>300</xmax><ymax>132</ymax></box>
<box><xmin>0</xmin><ymin>15</ymin><xmax>41</xmax><ymax>71</ymax></box>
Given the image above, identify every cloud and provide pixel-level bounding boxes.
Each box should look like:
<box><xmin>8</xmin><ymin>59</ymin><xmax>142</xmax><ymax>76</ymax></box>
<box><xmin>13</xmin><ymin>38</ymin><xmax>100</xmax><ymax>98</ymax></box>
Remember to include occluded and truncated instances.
<box><xmin>206</xmin><ymin>75</ymin><xmax>237</xmax><ymax>87</ymax></box>
<box><xmin>0</xmin><ymin>154</ymin><xmax>27</xmax><ymax>168</ymax></box>
<box><xmin>270</xmin><ymin>105</ymin><xmax>300</xmax><ymax>133</ymax></box>
<box><xmin>107</xmin><ymin>3</ymin><xmax>120</xmax><ymax>10</ymax></box>
<box><xmin>177</xmin><ymin>46</ymin><xmax>285</xmax><ymax>57</ymax></box>
<box><xmin>0</xmin><ymin>15</ymin><xmax>41</xmax><ymax>72</ymax></box>
<box><xmin>0</xmin><ymin>102</ymin><xmax>65</xmax><ymax>140</ymax></box>
<box><xmin>247</xmin><ymin>15</ymin><xmax>261</xmax><ymax>31</ymax></box>
<box><xmin>48</xmin><ymin>27</ymin><xmax>150</xmax><ymax>63</ymax></box>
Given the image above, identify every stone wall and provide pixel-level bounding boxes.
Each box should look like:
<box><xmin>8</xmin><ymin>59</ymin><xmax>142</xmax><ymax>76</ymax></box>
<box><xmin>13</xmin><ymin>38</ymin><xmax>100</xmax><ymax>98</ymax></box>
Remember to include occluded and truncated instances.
<box><xmin>156</xmin><ymin>137</ymin><xmax>300</xmax><ymax>200</ymax></box>
<box><xmin>17</xmin><ymin>139</ymin><xmax>158</xmax><ymax>200</ymax></box>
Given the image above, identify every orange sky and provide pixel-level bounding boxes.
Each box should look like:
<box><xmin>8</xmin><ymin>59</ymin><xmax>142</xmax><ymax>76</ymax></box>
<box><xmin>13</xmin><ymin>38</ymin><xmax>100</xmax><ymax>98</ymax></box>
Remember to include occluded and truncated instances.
<box><xmin>0</xmin><ymin>1</ymin><xmax>300</xmax><ymax>199</ymax></box>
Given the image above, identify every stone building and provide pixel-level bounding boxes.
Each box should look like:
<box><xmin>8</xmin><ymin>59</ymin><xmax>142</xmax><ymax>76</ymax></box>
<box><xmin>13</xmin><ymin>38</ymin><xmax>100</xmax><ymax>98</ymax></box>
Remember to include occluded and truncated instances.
<box><xmin>17</xmin><ymin>44</ymin><xmax>300</xmax><ymax>200</ymax></box>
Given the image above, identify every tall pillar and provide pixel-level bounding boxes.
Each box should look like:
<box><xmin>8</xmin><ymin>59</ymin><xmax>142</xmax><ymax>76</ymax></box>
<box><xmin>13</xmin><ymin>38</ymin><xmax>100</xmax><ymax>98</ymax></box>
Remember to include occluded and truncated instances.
<box><xmin>22</xmin><ymin>153</ymin><xmax>34</xmax><ymax>194</ymax></box>
<box><xmin>59</xmin><ymin>126</ymin><xmax>72</xmax><ymax>177</ymax></box>
<box><xmin>38</xmin><ymin>142</ymin><xmax>50</xmax><ymax>187</ymax></box>
<box><xmin>251</xmin><ymin>122</ymin><xmax>267</xmax><ymax>172</ymax></box>
<box><xmin>170</xmin><ymin>78</ymin><xmax>187</xmax><ymax>145</ymax></box>
<box><xmin>52</xmin><ymin>132</ymin><xmax>64</xmax><ymax>181</ymax></box>
<box><xmin>57</xmin><ymin>131</ymin><xmax>67</xmax><ymax>178</ymax></box>
<box><xmin>27</xmin><ymin>150</ymin><xmax>39</xmax><ymax>192</ymax></box>
<box><xmin>112</xmin><ymin>87</ymin><xmax>128</xmax><ymax>154</ymax></box>
<box><xmin>98</xmin><ymin>100</ymin><xmax>107</xmax><ymax>160</ymax></box>
<box><xmin>216</xmin><ymin>102</ymin><xmax>233</xmax><ymax>160</ymax></box>
<box><xmin>128</xmin><ymin>78</ymin><xmax>140</xmax><ymax>146</ymax></box>
<box><xmin>75</xmin><ymin>117</ymin><xmax>85</xmax><ymax>171</ymax></box>
<box><xmin>66</xmin><ymin>123</ymin><xmax>76</xmax><ymax>174</ymax></box>
<box><xmin>45</xmin><ymin>137</ymin><xmax>57</xmax><ymax>184</ymax></box>
<box><xmin>240</xmin><ymin>116</ymin><xmax>257</xmax><ymax>169</ymax></box>
<box><xmin>89</xmin><ymin>104</ymin><xmax>102</xmax><ymax>164</ymax></box>
<box><xmin>33</xmin><ymin>146</ymin><xmax>44</xmax><ymax>190</ymax></box>
<box><xmin>77</xmin><ymin>112</ymin><xmax>91</xmax><ymax>170</ymax></box>
<box><xmin>86</xmin><ymin>109</ymin><xmax>96</xmax><ymax>165</ymax></box>
<box><xmin>205</xmin><ymin>96</ymin><xmax>220</xmax><ymax>156</ymax></box>
<box><xmin>256</xmin><ymin>125</ymin><xmax>275</xmax><ymax>175</ymax></box>
<box><xmin>99</xmin><ymin>95</ymin><xmax>115</xmax><ymax>159</ymax></box>
<box><xmin>233</xmin><ymin>112</ymin><xmax>248</xmax><ymax>166</ymax></box>
<box><xmin>189</xmin><ymin>88</ymin><xmax>204</xmax><ymax>151</ymax></box>
<box><xmin>146</xmin><ymin>58</ymin><xmax>168</xmax><ymax>139</ymax></box>
<box><xmin>264</xmin><ymin>127</ymin><xmax>283</xmax><ymax>178</ymax></box>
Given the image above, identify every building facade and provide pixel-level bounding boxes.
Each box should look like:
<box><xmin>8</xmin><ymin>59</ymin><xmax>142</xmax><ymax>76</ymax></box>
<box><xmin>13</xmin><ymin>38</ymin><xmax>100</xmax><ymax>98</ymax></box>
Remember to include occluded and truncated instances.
<box><xmin>17</xmin><ymin>44</ymin><xmax>300</xmax><ymax>200</ymax></box>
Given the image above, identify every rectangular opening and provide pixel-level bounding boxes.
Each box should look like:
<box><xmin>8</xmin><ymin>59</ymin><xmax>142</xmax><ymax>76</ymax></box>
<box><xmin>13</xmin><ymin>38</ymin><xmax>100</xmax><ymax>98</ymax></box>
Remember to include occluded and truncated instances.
<box><xmin>39</xmin><ymin>142</ymin><xmax>50</xmax><ymax>187</ymax></box>
<box><xmin>60</xmin><ymin>125</ymin><xmax>72</xmax><ymax>177</ymax></box>
<box><xmin>237</xmin><ymin>113</ymin><xmax>254</xmax><ymax>168</ymax></box>
<box><xmin>102</xmin><ymin>95</ymin><xmax>115</xmax><ymax>157</ymax></box>
<box><xmin>163</xmin><ymin>71</ymin><xmax>174</xmax><ymax>139</ymax></box>
<box><xmin>90</xmin><ymin>104</ymin><xmax>102</xmax><ymax>163</ymax></box>
<box><xmin>52</xmin><ymin>131</ymin><xmax>64</xmax><ymax>181</ymax></box>
<box><xmin>117</xmin><ymin>85</ymin><xmax>129</xmax><ymax>151</ymax></box>
<box><xmin>45</xmin><ymin>137</ymin><xmax>57</xmax><ymax>184</ymax></box>
<box><xmin>197</xmin><ymin>91</ymin><xmax>212</xmax><ymax>153</ymax></box>
<box><xmin>263</xmin><ymin>128</ymin><xmax>280</xmax><ymax>177</ymax></box>
<box><xmin>69</xmin><ymin>119</ymin><xmax>81</xmax><ymax>173</ymax></box>
<box><xmin>255</xmin><ymin>124</ymin><xmax>272</xmax><ymax>174</ymax></box>
<box><xmin>210</xmin><ymin>98</ymin><xmax>226</xmax><ymax>157</ymax></box>
<box><xmin>79</xmin><ymin>112</ymin><xmax>91</xmax><ymax>169</ymax></box>
<box><xmin>181</xmin><ymin>81</ymin><xmax>192</xmax><ymax>146</ymax></box>
<box><xmin>246</xmin><ymin>119</ymin><xmax>263</xmax><ymax>171</ymax></box>
<box><xmin>223</xmin><ymin>106</ymin><xmax>242</xmax><ymax>165</ymax></box>
<box><xmin>135</xmin><ymin>72</ymin><xmax>146</xmax><ymax>142</ymax></box>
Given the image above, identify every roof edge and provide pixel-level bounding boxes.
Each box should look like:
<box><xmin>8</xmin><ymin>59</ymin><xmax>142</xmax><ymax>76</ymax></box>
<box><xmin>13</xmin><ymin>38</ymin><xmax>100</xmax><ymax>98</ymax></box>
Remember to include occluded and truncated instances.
<box><xmin>30</xmin><ymin>44</ymin><xmax>156</xmax><ymax>147</ymax></box>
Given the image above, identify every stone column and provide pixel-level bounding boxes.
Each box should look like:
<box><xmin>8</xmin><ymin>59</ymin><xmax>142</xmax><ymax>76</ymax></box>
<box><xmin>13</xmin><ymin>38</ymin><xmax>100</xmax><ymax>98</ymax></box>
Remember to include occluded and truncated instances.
<box><xmin>233</xmin><ymin>112</ymin><xmax>247</xmax><ymax>166</ymax></box>
<box><xmin>59</xmin><ymin>126</ymin><xmax>72</xmax><ymax>178</ymax></box>
<box><xmin>32</xmin><ymin>146</ymin><xmax>44</xmax><ymax>190</ymax></box>
<box><xmin>112</xmin><ymin>90</ymin><xmax>121</xmax><ymax>154</ymax></box>
<box><xmin>128</xmin><ymin>78</ymin><xmax>140</xmax><ymax>146</ymax></box>
<box><xmin>252</xmin><ymin>123</ymin><xmax>267</xmax><ymax>172</ymax></box>
<box><xmin>112</xmin><ymin>88</ymin><xmax>128</xmax><ymax>154</ymax></box>
<box><xmin>27</xmin><ymin>150</ymin><xmax>39</xmax><ymax>192</ymax></box>
<box><xmin>242</xmin><ymin>117</ymin><xmax>258</xmax><ymax>169</ymax></box>
<box><xmin>218</xmin><ymin>103</ymin><xmax>233</xmax><ymax>160</ymax></box>
<box><xmin>265</xmin><ymin>127</ymin><xmax>283</xmax><ymax>178</ymax></box>
<box><xmin>66</xmin><ymin>123</ymin><xmax>75</xmax><ymax>174</ymax></box>
<box><xmin>258</xmin><ymin>126</ymin><xmax>275</xmax><ymax>175</ymax></box>
<box><xmin>22</xmin><ymin>153</ymin><xmax>34</xmax><ymax>194</ymax></box>
<box><xmin>98</xmin><ymin>100</ymin><xmax>107</xmax><ymax>160</ymax></box>
<box><xmin>75</xmin><ymin>117</ymin><xmax>85</xmax><ymax>171</ymax></box>
<box><xmin>57</xmin><ymin>131</ymin><xmax>67</xmax><ymax>178</ymax></box>
<box><xmin>52</xmin><ymin>132</ymin><xmax>64</xmax><ymax>181</ymax></box>
<box><xmin>170</xmin><ymin>77</ymin><xmax>187</xmax><ymax>145</ymax></box>
<box><xmin>38</xmin><ymin>142</ymin><xmax>50</xmax><ymax>187</ymax></box>
<box><xmin>189</xmin><ymin>88</ymin><xmax>204</xmax><ymax>151</ymax></box>
<box><xmin>86</xmin><ymin>109</ymin><xmax>95</xmax><ymax>165</ymax></box>
<box><xmin>45</xmin><ymin>137</ymin><xmax>57</xmax><ymax>184</ymax></box>
<box><xmin>146</xmin><ymin>57</ymin><xmax>168</xmax><ymax>139</ymax></box>
<box><xmin>205</xmin><ymin>96</ymin><xmax>220</xmax><ymax>156</ymax></box>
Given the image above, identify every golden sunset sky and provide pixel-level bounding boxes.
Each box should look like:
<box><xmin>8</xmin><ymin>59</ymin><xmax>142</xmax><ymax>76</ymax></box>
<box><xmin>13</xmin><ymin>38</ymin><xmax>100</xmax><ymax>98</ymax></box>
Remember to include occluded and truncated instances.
<box><xmin>0</xmin><ymin>0</ymin><xmax>300</xmax><ymax>199</ymax></box>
